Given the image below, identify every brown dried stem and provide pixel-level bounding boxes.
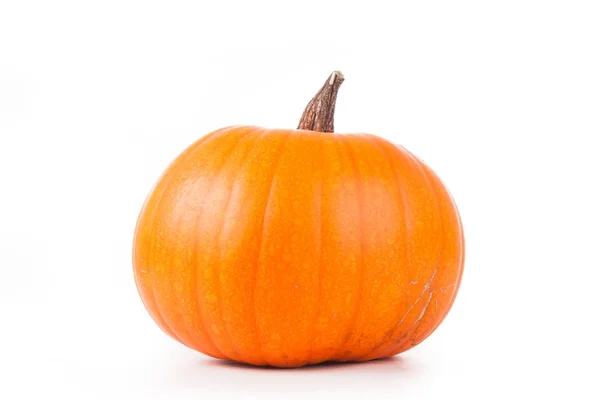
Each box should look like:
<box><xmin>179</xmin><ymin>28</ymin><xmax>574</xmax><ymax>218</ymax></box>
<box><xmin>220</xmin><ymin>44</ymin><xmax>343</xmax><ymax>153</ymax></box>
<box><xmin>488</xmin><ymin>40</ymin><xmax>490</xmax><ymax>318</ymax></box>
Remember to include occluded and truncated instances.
<box><xmin>297</xmin><ymin>71</ymin><xmax>344</xmax><ymax>133</ymax></box>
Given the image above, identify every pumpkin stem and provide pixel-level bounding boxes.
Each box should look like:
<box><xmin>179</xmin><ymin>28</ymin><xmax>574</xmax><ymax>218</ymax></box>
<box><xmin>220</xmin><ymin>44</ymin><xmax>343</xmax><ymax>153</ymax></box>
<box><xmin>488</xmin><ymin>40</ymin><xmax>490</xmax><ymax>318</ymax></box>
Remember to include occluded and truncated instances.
<box><xmin>297</xmin><ymin>71</ymin><xmax>344</xmax><ymax>133</ymax></box>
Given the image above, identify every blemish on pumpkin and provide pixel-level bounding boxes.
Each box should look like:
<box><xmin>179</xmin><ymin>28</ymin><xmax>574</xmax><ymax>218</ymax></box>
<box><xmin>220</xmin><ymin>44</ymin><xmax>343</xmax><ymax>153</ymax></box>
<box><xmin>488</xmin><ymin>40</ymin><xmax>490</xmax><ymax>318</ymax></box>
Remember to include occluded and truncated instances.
<box><xmin>440</xmin><ymin>283</ymin><xmax>456</xmax><ymax>292</ymax></box>
<box><xmin>211</xmin><ymin>324</ymin><xmax>220</xmax><ymax>335</ymax></box>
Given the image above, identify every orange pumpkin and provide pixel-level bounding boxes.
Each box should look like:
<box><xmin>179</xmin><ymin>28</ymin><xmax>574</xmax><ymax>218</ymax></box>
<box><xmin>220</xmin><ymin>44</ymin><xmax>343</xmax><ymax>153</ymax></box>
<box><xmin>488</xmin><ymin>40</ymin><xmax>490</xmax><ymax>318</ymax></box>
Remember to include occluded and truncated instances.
<box><xmin>133</xmin><ymin>72</ymin><xmax>464</xmax><ymax>367</ymax></box>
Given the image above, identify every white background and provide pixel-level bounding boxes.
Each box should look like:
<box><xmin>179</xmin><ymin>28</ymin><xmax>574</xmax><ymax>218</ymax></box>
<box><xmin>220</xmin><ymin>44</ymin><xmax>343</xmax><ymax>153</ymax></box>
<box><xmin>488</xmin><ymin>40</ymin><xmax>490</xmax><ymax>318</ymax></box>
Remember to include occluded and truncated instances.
<box><xmin>1</xmin><ymin>0</ymin><xmax>599</xmax><ymax>398</ymax></box>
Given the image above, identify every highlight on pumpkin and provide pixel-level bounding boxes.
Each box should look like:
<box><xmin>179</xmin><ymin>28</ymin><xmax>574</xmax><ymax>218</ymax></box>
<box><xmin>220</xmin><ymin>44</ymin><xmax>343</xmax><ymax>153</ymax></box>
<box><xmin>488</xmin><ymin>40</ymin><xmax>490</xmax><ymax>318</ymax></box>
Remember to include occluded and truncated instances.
<box><xmin>132</xmin><ymin>72</ymin><xmax>465</xmax><ymax>367</ymax></box>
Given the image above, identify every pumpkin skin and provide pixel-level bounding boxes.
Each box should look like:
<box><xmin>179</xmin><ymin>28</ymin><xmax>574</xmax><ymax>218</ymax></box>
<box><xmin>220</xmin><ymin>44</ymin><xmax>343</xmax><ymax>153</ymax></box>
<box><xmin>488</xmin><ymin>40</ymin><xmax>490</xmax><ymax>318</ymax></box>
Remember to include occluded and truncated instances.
<box><xmin>133</xmin><ymin>125</ymin><xmax>464</xmax><ymax>367</ymax></box>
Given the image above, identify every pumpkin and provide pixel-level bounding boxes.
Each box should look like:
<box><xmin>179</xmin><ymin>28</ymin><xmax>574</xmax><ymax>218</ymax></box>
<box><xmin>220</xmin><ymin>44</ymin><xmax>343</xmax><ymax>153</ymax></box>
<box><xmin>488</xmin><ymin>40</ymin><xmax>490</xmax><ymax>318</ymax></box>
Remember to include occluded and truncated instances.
<box><xmin>133</xmin><ymin>72</ymin><xmax>464</xmax><ymax>367</ymax></box>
